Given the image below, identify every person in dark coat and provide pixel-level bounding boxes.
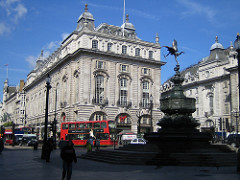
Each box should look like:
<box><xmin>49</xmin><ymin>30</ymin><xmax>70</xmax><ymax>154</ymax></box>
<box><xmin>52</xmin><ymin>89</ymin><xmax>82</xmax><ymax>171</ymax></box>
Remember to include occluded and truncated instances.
<box><xmin>45</xmin><ymin>138</ymin><xmax>54</xmax><ymax>162</ymax></box>
<box><xmin>0</xmin><ymin>137</ymin><xmax>4</xmax><ymax>154</ymax></box>
<box><xmin>95</xmin><ymin>136</ymin><xmax>100</xmax><ymax>151</ymax></box>
<box><xmin>61</xmin><ymin>140</ymin><xmax>77</xmax><ymax>180</ymax></box>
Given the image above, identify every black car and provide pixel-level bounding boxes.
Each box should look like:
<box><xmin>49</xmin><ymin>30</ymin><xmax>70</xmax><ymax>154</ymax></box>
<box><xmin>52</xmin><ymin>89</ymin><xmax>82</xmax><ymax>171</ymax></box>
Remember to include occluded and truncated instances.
<box><xmin>226</xmin><ymin>134</ymin><xmax>240</xmax><ymax>147</ymax></box>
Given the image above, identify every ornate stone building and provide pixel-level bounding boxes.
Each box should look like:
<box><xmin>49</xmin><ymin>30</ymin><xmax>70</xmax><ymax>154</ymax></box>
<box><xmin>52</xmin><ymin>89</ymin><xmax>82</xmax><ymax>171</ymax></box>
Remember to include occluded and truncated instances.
<box><xmin>1</xmin><ymin>79</ymin><xmax>26</xmax><ymax>127</ymax></box>
<box><xmin>23</xmin><ymin>5</ymin><xmax>165</xmax><ymax>138</ymax></box>
<box><xmin>161</xmin><ymin>36</ymin><xmax>239</xmax><ymax>133</ymax></box>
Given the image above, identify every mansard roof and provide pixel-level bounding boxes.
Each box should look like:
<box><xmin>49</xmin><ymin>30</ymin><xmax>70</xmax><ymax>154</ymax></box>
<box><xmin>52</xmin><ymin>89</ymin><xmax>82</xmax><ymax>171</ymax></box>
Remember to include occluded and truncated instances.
<box><xmin>201</xmin><ymin>36</ymin><xmax>228</xmax><ymax>64</ymax></box>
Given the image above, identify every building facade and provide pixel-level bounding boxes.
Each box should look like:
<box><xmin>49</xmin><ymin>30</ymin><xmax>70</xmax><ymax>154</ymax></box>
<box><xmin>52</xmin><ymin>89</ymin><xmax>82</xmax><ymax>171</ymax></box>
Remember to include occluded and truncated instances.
<box><xmin>161</xmin><ymin>36</ymin><xmax>239</xmax><ymax>133</ymax></box>
<box><xmin>1</xmin><ymin>79</ymin><xmax>26</xmax><ymax>127</ymax></box>
<box><xmin>23</xmin><ymin>5</ymin><xmax>165</xmax><ymax>139</ymax></box>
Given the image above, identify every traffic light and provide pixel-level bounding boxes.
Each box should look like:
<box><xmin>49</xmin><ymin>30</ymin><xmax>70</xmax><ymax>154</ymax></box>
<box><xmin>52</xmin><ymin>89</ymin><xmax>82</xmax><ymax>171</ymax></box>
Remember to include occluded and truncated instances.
<box><xmin>218</xmin><ymin>118</ymin><xmax>222</xmax><ymax>130</ymax></box>
<box><xmin>50</xmin><ymin>122</ymin><xmax>53</xmax><ymax>132</ymax></box>
<box><xmin>1</xmin><ymin>126</ymin><xmax>5</xmax><ymax>137</ymax></box>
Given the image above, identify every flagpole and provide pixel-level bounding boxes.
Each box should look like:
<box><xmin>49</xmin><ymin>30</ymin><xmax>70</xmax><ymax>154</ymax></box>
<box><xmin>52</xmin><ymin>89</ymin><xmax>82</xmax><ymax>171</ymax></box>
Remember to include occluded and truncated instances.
<box><xmin>5</xmin><ymin>64</ymin><xmax>8</xmax><ymax>80</ymax></box>
<box><xmin>123</xmin><ymin>0</ymin><xmax>125</xmax><ymax>25</ymax></box>
<box><xmin>122</xmin><ymin>0</ymin><xmax>126</xmax><ymax>37</ymax></box>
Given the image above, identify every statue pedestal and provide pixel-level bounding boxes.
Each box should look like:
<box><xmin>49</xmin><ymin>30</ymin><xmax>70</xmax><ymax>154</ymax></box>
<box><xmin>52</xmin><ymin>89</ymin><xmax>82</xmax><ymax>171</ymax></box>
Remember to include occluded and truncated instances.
<box><xmin>144</xmin><ymin>130</ymin><xmax>213</xmax><ymax>153</ymax></box>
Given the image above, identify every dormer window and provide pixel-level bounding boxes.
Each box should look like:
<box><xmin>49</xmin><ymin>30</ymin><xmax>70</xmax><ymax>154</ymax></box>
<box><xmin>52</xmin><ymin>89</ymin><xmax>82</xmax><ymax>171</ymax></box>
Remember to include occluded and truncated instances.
<box><xmin>92</xmin><ymin>40</ymin><xmax>98</xmax><ymax>49</ymax></box>
<box><xmin>149</xmin><ymin>51</ymin><xmax>153</xmax><ymax>59</ymax></box>
<box><xmin>107</xmin><ymin>43</ymin><xmax>113</xmax><ymax>51</ymax></box>
<box><xmin>122</xmin><ymin>45</ymin><xmax>127</xmax><ymax>54</ymax></box>
<box><xmin>135</xmin><ymin>48</ymin><xmax>140</xmax><ymax>56</ymax></box>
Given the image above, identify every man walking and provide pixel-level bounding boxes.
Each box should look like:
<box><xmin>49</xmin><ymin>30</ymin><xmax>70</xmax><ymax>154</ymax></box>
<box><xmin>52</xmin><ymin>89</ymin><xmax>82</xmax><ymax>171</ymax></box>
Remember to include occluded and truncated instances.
<box><xmin>61</xmin><ymin>140</ymin><xmax>77</xmax><ymax>180</ymax></box>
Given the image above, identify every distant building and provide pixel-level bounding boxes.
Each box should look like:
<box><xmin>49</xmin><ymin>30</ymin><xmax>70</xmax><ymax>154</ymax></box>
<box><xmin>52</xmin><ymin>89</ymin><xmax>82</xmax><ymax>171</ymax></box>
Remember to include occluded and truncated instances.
<box><xmin>161</xmin><ymin>36</ymin><xmax>239</xmax><ymax>133</ymax></box>
<box><xmin>1</xmin><ymin>79</ymin><xmax>26</xmax><ymax>127</ymax></box>
<box><xmin>23</xmin><ymin>5</ymin><xmax>165</xmax><ymax>139</ymax></box>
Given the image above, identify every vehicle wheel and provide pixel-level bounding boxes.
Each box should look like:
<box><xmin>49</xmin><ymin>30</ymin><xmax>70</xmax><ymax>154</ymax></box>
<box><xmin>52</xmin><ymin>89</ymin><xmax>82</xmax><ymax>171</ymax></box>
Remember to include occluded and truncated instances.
<box><xmin>231</xmin><ymin>143</ymin><xmax>236</xmax><ymax>148</ymax></box>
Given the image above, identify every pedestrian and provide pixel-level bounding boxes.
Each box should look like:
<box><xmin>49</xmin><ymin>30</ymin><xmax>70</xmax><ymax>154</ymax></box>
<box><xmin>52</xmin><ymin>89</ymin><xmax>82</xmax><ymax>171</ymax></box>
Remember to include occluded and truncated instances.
<box><xmin>86</xmin><ymin>136</ymin><xmax>94</xmax><ymax>152</ymax></box>
<box><xmin>95</xmin><ymin>136</ymin><xmax>100</xmax><ymax>151</ymax></box>
<box><xmin>0</xmin><ymin>137</ymin><xmax>4</xmax><ymax>154</ymax></box>
<box><xmin>61</xmin><ymin>140</ymin><xmax>77</xmax><ymax>180</ymax></box>
<box><xmin>89</xmin><ymin>136</ymin><xmax>94</xmax><ymax>151</ymax></box>
<box><xmin>45</xmin><ymin>138</ymin><xmax>54</xmax><ymax>162</ymax></box>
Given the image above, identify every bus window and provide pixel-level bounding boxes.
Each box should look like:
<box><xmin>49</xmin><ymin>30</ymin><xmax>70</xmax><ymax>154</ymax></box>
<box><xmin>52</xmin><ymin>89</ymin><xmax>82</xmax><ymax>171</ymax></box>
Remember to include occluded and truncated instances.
<box><xmin>101</xmin><ymin>122</ymin><xmax>107</xmax><ymax>129</ymax></box>
<box><xmin>94</xmin><ymin>122</ymin><xmax>100</xmax><ymax>129</ymax></box>
<box><xmin>62</xmin><ymin>124</ymin><xmax>69</xmax><ymax>130</ymax></box>
<box><xmin>71</xmin><ymin>134</ymin><xmax>88</xmax><ymax>140</ymax></box>
<box><xmin>86</xmin><ymin>123</ymin><xmax>93</xmax><ymax>129</ymax></box>
<box><xmin>108</xmin><ymin>121</ymin><xmax>116</xmax><ymax>129</ymax></box>
<box><xmin>79</xmin><ymin>123</ymin><xmax>85</xmax><ymax>129</ymax></box>
<box><xmin>99</xmin><ymin>133</ymin><xmax>109</xmax><ymax>140</ymax></box>
<box><xmin>69</xmin><ymin>123</ymin><xmax>76</xmax><ymax>129</ymax></box>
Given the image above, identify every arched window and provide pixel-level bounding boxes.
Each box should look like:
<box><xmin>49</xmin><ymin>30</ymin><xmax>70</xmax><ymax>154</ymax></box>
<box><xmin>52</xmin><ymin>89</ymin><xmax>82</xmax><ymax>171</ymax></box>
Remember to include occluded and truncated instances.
<box><xmin>135</xmin><ymin>48</ymin><xmax>140</xmax><ymax>56</ymax></box>
<box><xmin>90</xmin><ymin>111</ymin><xmax>107</xmax><ymax>121</ymax></box>
<box><xmin>209</xmin><ymin>94</ymin><xmax>213</xmax><ymax>114</ymax></box>
<box><xmin>62</xmin><ymin>76</ymin><xmax>68</xmax><ymax>107</ymax></box>
<box><xmin>116</xmin><ymin>113</ymin><xmax>131</xmax><ymax>125</ymax></box>
<box><xmin>74</xmin><ymin>71</ymin><xmax>80</xmax><ymax>103</ymax></box>
<box><xmin>95</xmin><ymin>75</ymin><xmax>104</xmax><ymax>104</ymax></box>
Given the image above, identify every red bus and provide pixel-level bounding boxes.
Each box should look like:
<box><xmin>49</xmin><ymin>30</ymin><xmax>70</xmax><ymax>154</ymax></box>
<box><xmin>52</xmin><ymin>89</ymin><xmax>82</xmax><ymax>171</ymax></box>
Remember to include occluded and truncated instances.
<box><xmin>60</xmin><ymin>120</ymin><xmax>117</xmax><ymax>146</ymax></box>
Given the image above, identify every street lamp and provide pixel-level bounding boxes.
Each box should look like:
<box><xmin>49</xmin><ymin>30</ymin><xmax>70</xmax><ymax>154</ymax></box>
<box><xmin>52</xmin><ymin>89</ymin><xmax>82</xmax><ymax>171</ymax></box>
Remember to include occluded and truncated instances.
<box><xmin>234</xmin><ymin>32</ymin><xmax>240</xmax><ymax>134</ymax></box>
<box><xmin>150</xmin><ymin>95</ymin><xmax>153</xmax><ymax>132</ymax></box>
<box><xmin>41</xmin><ymin>74</ymin><xmax>52</xmax><ymax>159</ymax></box>
<box><xmin>136</xmin><ymin>108</ymin><xmax>143</xmax><ymax>137</ymax></box>
<box><xmin>231</xmin><ymin>109</ymin><xmax>239</xmax><ymax>134</ymax></box>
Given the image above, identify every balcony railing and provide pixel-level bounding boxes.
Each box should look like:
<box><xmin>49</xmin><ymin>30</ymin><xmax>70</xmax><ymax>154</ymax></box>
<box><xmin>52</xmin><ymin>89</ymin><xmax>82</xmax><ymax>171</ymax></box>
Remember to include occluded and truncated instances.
<box><xmin>139</xmin><ymin>101</ymin><xmax>153</xmax><ymax>109</ymax></box>
<box><xmin>92</xmin><ymin>97</ymin><xmax>108</xmax><ymax>106</ymax></box>
<box><xmin>117</xmin><ymin>100</ymin><xmax>132</xmax><ymax>108</ymax></box>
<box><xmin>60</xmin><ymin>101</ymin><xmax>67</xmax><ymax>108</ymax></box>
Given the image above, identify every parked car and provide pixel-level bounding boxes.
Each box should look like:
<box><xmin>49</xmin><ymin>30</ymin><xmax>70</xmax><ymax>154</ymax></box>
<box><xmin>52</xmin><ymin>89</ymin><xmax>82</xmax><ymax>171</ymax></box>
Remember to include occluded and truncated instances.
<box><xmin>226</xmin><ymin>134</ymin><xmax>240</xmax><ymax>147</ymax></box>
<box><xmin>130</xmin><ymin>138</ymin><xmax>147</xmax><ymax>145</ymax></box>
<box><xmin>14</xmin><ymin>134</ymin><xmax>23</xmax><ymax>145</ymax></box>
<box><xmin>20</xmin><ymin>134</ymin><xmax>37</xmax><ymax>146</ymax></box>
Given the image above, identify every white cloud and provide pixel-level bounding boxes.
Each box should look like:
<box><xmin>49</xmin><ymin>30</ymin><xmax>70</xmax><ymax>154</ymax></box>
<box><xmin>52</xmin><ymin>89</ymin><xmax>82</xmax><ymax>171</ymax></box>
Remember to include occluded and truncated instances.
<box><xmin>45</xmin><ymin>41</ymin><xmax>59</xmax><ymax>50</ymax></box>
<box><xmin>177</xmin><ymin>0</ymin><xmax>216</xmax><ymax>21</ymax></box>
<box><xmin>25</xmin><ymin>40</ymin><xmax>61</xmax><ymax>68</ymax></box>
<box><xmin>0</xmin><ymin>22</ymin><xmax>10</xmax><ymax>35</ymax></box>
<box><xmin>61</xmin><ymin>33</ymin><xmax>69</xmax><ymax>41</ymax></box>
<box><xmin>25</xmin><ymin>55</ymin><xmax>37</xmax><ymax>69</ymax></box>
<box><xmin>13</xmin><ymin>3</ymin><xmax>27</xmax><ymax>22</ymax></box>
<box><xmin>0</xmin><ymin>0</ymin><xmax>27</xmax><ymax>36</ymax></box>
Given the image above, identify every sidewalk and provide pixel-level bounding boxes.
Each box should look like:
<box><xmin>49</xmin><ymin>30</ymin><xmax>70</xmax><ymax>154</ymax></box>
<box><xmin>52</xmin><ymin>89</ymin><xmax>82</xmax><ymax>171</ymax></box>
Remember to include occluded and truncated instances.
<box><xmin>1</xmin><ymin>146</ymin><xmax>240</xmax><ymax>180</ymax></box>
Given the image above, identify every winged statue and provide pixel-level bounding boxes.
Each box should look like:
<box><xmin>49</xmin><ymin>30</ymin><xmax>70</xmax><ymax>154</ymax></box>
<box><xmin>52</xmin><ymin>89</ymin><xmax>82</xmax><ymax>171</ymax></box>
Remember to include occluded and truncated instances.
<box><xmin>162</xmin><ymin>40</ymin><xmax>184</xmax><ymax>65</ymax></box>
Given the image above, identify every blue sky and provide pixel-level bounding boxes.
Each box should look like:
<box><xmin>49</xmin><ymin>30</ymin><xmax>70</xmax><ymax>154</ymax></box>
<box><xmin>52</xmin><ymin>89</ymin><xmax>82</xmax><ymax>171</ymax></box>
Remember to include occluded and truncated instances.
<box><xmin>0</xmin><ymin>0</ymin><xmax>240</xmax><ymax>101</ymax></box>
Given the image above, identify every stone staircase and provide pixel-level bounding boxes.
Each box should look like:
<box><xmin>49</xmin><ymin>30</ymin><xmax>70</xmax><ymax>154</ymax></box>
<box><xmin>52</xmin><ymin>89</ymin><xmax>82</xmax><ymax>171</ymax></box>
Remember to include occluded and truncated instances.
<box><xmin>79</xmin><ymin>144</ymin><xmax>238</xmax><ymax>167</ymax></box>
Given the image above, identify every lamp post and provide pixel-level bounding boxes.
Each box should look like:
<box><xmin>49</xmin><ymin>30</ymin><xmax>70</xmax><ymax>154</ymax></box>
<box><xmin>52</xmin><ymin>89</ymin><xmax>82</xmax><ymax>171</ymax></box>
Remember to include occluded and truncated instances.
<box><xmin>149</xmin><ymin>95</ymin><xmax>153</xmax><ymax>132</ymax></box>
<box><xmin>231</xmin><ymin>109</ymin><xmax>239</xmax><ymax>134</ymax></box>
<box><xmin>41</xmin><ymin>74</ymin><xmax>51</xmax><ymax>159</ymax></box>
<box><xmin>136</xmin><ymin>108</ymin><xmax>143</xmax><ymax>137</ymax></box>
<box><xmin>234</xmin><ymin>32</ymin><xmax>240</xmax><ymax>134</ymax></box>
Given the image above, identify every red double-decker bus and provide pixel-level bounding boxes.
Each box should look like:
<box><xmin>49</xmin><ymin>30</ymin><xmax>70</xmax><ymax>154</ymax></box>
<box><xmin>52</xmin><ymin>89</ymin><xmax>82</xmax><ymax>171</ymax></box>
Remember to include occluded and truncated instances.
<box><xmin>60</xmin><ymin>120</ymin><xmax>117</xmax><ymax>146</ymax></box>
